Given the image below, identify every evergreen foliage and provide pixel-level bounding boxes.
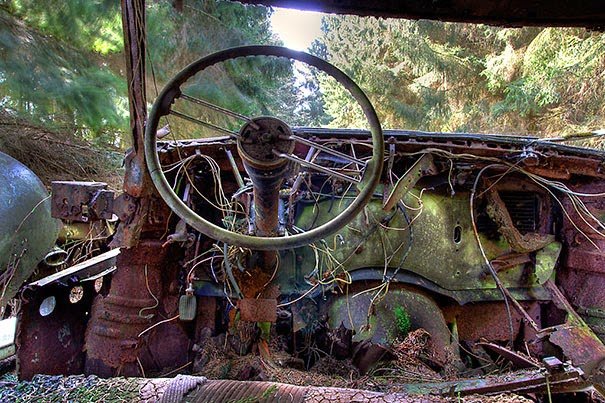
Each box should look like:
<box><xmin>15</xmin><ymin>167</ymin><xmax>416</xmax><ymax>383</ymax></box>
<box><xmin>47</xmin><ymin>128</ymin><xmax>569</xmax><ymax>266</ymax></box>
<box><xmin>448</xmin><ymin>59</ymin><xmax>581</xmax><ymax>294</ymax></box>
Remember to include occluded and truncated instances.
<box><xmin>314</xmin><ymin>16</ymin><xmax>605</xmax><ymax>144</ymax></box>
<box><xmin>0</xmin><ymin>0</ymin><xmax>327</xmax><ymax>145</ymax></box>
<box><xmin>0</xmin><ymin>5</ymin><xmax>127</xmax><ymax>144</ymax></box>
<box><xmin>1</xmin><ymin>2</ymin><xmax>603</xmax><ymax>149</ymax></box>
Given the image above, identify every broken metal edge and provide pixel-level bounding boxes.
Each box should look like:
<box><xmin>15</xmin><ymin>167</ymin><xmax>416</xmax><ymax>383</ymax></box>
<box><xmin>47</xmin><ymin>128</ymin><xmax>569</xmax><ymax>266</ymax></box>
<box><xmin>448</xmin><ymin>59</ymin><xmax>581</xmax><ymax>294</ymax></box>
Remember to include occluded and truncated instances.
<box><xmin>28</xmin><ymin>248</ymin><xmax>120</xmax><ymax>288</ymax></box>
<box><xmin>400</xmin><ymin>366</ymin><xmax>589</xmax><ymax>397</ymax></box>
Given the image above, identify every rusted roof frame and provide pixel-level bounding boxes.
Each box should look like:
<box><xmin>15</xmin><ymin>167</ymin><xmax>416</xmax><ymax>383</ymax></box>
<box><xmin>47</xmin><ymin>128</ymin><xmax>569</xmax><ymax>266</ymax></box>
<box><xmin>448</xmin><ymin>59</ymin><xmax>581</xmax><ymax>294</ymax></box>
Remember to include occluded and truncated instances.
<box><xmin>239</xmin><ymin>0</ymin><xmax>605</xmax><ymax>29</ymax></box>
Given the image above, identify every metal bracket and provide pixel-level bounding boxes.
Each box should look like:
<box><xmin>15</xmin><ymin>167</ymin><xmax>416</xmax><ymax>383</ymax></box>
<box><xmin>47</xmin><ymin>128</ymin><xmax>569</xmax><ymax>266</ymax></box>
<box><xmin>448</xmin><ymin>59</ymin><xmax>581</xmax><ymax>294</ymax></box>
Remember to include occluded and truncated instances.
<box><xmin>383</xmin><ymin>153</ymin><xmax>436</xmax><ymax>211</ymax></box>
<box><xmin>51</xmin><ymin>181</ymin><xmax>114</xmax><ymax>222</ymax></box>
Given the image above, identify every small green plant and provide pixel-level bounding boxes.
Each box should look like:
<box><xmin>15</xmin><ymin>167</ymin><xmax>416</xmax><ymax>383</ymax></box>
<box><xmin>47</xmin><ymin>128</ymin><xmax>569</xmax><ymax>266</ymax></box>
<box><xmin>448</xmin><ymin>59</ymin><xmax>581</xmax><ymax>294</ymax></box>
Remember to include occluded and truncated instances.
<box><xmin>258</xmin><ymin>321</ymin><xmax>272</xmax><ymax>340</ymax></box>
<box><xmin>394</xmin><ymin>306</ymin><xmax>411</xmax><ymax>337</ymax></box>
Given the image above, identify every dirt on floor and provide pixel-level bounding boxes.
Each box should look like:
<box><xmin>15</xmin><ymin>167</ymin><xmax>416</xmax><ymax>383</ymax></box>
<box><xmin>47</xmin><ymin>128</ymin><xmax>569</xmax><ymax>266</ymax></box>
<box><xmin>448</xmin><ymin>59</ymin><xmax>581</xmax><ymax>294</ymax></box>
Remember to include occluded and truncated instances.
<box><xmin>188</xmin><ymin>328</ymin><xmax>533</xmax><ymax>402</ymax></box>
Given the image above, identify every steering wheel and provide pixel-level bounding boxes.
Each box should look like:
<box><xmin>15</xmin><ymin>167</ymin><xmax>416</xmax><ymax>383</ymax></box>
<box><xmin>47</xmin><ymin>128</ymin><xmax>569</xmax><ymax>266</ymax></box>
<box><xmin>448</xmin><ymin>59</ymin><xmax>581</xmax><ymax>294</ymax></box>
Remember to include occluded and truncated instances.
<box><xmin>145</xmin><ymin>46</ymin><xmax>384</xmax><ymax>250</ymax></box>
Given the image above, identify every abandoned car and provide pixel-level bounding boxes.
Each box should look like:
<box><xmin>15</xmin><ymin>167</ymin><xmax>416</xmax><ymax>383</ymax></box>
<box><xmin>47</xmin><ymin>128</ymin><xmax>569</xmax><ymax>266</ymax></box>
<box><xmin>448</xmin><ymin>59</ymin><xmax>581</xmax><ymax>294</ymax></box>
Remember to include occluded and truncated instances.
<box><xmin>2</xmin><ymin>1</ymin><xmax>605</xmax><ymax>401</ymax></box>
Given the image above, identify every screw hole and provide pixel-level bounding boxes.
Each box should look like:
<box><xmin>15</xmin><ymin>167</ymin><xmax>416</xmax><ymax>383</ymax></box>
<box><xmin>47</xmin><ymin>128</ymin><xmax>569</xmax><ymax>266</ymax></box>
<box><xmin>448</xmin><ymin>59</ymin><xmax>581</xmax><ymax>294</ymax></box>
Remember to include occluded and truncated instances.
<box><xmin>453</xmin><ymin>225</ymin><xmax>462</xmax><ymax>244</ymax></box>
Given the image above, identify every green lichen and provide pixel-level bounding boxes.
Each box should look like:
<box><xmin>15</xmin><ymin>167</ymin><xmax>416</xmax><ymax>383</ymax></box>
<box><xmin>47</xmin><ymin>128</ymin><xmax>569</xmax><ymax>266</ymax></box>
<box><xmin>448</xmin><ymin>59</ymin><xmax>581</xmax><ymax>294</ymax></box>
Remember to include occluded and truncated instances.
<box><xmin>394</xmin><ymin>306</ymin><xmax>411</xmax><ymax>337</ymax></box>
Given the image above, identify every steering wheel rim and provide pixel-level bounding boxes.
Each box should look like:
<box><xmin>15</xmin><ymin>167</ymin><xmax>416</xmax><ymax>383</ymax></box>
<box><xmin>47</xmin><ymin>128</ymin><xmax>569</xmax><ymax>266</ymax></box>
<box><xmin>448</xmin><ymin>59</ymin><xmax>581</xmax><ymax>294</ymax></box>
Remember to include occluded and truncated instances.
<box><xmin>145</xmin><ymin>45</ymin><xmax>384</xmax><ymax>250</ymax></box>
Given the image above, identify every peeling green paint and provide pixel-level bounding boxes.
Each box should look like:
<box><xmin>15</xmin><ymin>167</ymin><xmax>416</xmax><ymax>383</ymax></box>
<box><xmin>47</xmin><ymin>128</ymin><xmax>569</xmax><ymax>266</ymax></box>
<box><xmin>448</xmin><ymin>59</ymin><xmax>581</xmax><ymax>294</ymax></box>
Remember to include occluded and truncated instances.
<box><xmin>534</xmin><ymin>242</ymin><xmax>562</xmax><ymax>284</ymax></box>
<box><xmin>282</xmin><ymin>189</ymin><xmax>536</xmax><ymax>296</ymax></box>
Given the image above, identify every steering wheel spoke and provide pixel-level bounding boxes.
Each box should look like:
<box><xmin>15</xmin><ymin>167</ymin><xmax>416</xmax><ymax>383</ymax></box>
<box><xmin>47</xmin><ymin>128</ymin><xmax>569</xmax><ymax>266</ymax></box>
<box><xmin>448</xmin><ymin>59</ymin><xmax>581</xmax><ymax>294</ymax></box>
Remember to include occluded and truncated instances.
<box><xmin>180</xmin><ymin>93</ymin><xmax>260</xmax><ymax>130</ymax></box>
<box><xmin>169</xmin><ymin>109</ymin><xmax>239</xmax><ymax>138</ymax></box>
<box><xmin>287</xmin><ymin>134</ymin><xmax>367</xmax><ymax>167</ymax></box>
<box><xmin>272</xmin><ymin>149</ymin><xmax>362</xmax><ymax>184</ymax></box>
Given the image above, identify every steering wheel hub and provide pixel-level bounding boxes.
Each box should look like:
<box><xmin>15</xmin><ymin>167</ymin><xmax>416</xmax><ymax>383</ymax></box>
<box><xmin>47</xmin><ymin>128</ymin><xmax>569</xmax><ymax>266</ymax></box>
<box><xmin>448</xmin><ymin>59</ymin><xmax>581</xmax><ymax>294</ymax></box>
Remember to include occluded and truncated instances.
<box><xmin>237</xmin><ymin>117</ymin><xmax>295</xmax><ymax>170</ymax></box>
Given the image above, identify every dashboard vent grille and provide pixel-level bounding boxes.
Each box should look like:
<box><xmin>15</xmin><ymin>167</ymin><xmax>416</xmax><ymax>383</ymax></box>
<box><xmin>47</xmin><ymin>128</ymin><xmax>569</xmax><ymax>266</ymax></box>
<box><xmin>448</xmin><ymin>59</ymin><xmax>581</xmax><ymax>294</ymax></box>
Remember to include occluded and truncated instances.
<box><xmin>499</xmin><ymin>191</ymin><xmax>540</xmax><ymax>234</ymax></box>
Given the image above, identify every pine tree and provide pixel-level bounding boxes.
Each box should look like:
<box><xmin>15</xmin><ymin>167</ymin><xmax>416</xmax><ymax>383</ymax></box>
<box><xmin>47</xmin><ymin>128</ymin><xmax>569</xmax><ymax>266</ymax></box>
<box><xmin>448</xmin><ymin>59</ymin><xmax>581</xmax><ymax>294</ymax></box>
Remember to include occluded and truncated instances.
<box><xmin>315</xmin><ymin>15</ymin><xmax>605</xmax><ymax>145</ymax></box>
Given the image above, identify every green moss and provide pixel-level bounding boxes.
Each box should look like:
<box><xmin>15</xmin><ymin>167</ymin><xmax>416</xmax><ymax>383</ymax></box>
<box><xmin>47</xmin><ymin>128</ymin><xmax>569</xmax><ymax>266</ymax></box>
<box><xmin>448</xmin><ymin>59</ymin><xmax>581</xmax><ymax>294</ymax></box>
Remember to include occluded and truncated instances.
<box><xmin>394</xmin><ymin>306</ymin><xmax>411</xmax><ymax>337</ymax></box>
<box><xmin>258</xmin><ymin>321</ymin><xmax>271</xmax><ymax>341</ymax></box>
<box><xmin>262</xmin><ymin>385</ymin><xmax>279</xmax><ymax>398</ymax></box>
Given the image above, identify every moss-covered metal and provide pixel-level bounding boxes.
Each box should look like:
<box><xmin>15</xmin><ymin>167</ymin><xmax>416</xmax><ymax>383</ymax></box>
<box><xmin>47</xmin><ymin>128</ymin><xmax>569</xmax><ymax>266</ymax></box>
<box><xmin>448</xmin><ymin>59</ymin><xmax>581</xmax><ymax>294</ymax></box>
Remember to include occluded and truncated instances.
<box><xmin>275</xmin><ymin>187</ymin><xmax>557</xmax><ymax>300</ymax></box>
<box><xmin>327</xmin><ymin>286</ymin><xmax>457</xmax><ymax>367</ymax></box>
<box><xmin>0</xmin><ymin>152</ymin><xmax>58</xmax><ymax>307</ymax></box>
<box><xmin>534</xmin><ymin>241</ymin><xmax>561</xmax><ymax>284</ymax></box>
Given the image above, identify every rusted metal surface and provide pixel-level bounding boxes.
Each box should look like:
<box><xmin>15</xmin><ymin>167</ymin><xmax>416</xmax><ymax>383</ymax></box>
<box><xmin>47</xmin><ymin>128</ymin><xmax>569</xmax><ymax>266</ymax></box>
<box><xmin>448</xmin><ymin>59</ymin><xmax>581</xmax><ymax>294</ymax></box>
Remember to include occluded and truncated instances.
<box><xmin>401</xmin><ymin>365</ymin><xmax>587</xmax><ymax>396</ymax></box>
<box><xmin>156</xmin><ymin>128</ymin><xmax>605</xmax><ymax>183</ymax></box>
<box><xmin>542</xmin><ymin>280</ymin><xmax>605</xmax><ymax>377</ymax></box>
<box><xmin>244</xmin><ymin>161</ymin><xmax>287</xmax><ymax>237</ymax></box>
<box><xmin>558</xmin><ymin>182</ymin><xmax>605</xmax><ymax>343</ymax></box>
<box><xmin>443</xmin><ymin>301</ymin><xmax>542</xmax><ymax>345</ymax></box>
<box><xmin>485</xmin><ymin>189</ymin><xmax>554</xmax><ymax>253</ymax></box>
<box><xmin>559</xmin><ymin>264</ymin><xmax>605</xmax><ymax>344</ymax></box>
<box><xmin>238</xmin><ymin>0</ymin><xmax>605</xmax><ymax>28</ymax></box>
<box><xmin>566</xmin><ymin>250</ymin><xmax>605</xmax><ymax>275</ymax></box>
<box><xmin>194</xmin><ymin>297</ymin><xmax>217</xmax><ymax>337</ymax></box>
<box><xmin>238</xmin><ymin>298</ymin><xmax>278</xmax><ymax>322</ymax></box>
<box><xmin>549</xmin><ymin>325</ymin><xmax>605</xmax><ymax>372</ymax></box>
<box><xmin>111</xmin><ymin>192</ymin><xmax>138</xmax><ymax>223</ymax></box>
<box><xmin>477</xmin><ymin>342</ymin><xmax>540</xmax><ymax>369</ymax></box>
<box><xmin>111</xmin><ymin>193</ymin><xmax>172</xmax><ymax>248</ymax></box>
<box><xmin>50</xmin><ymin>181</ymin><xmax>114</xmax><ymax>222</ymax></box>
<box><xmin>141</xmin><ymin>312</ymin><xmax>191</xmax><ymax>377</ymax></box>
<box><xmin>120</xmin><ymin>0</ymin><xmax>147</xmax><ymax>198</ymax></box>
<box><xmin>215</xmin><ymin>117</ymin><xmax>295</xmax><ymax>319</ymax></box>
<box><xmin>17</xmin><ymin>283</ymin><xmax>95</xmax><ymax>380</ymax></box>
<box><xmin>84</xmin><ymin>240</ymin><xmax>189</xmax><ymax>377</ymax></box>
<box><xmin>117</xmin><ymin>0</ymin><xmax>154</xmax><ymax>248</ymax></box>
<box><xmin>303</xmin><ymin>128</ymin><xmax>605</xmax><ymax>179</ymax></box>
